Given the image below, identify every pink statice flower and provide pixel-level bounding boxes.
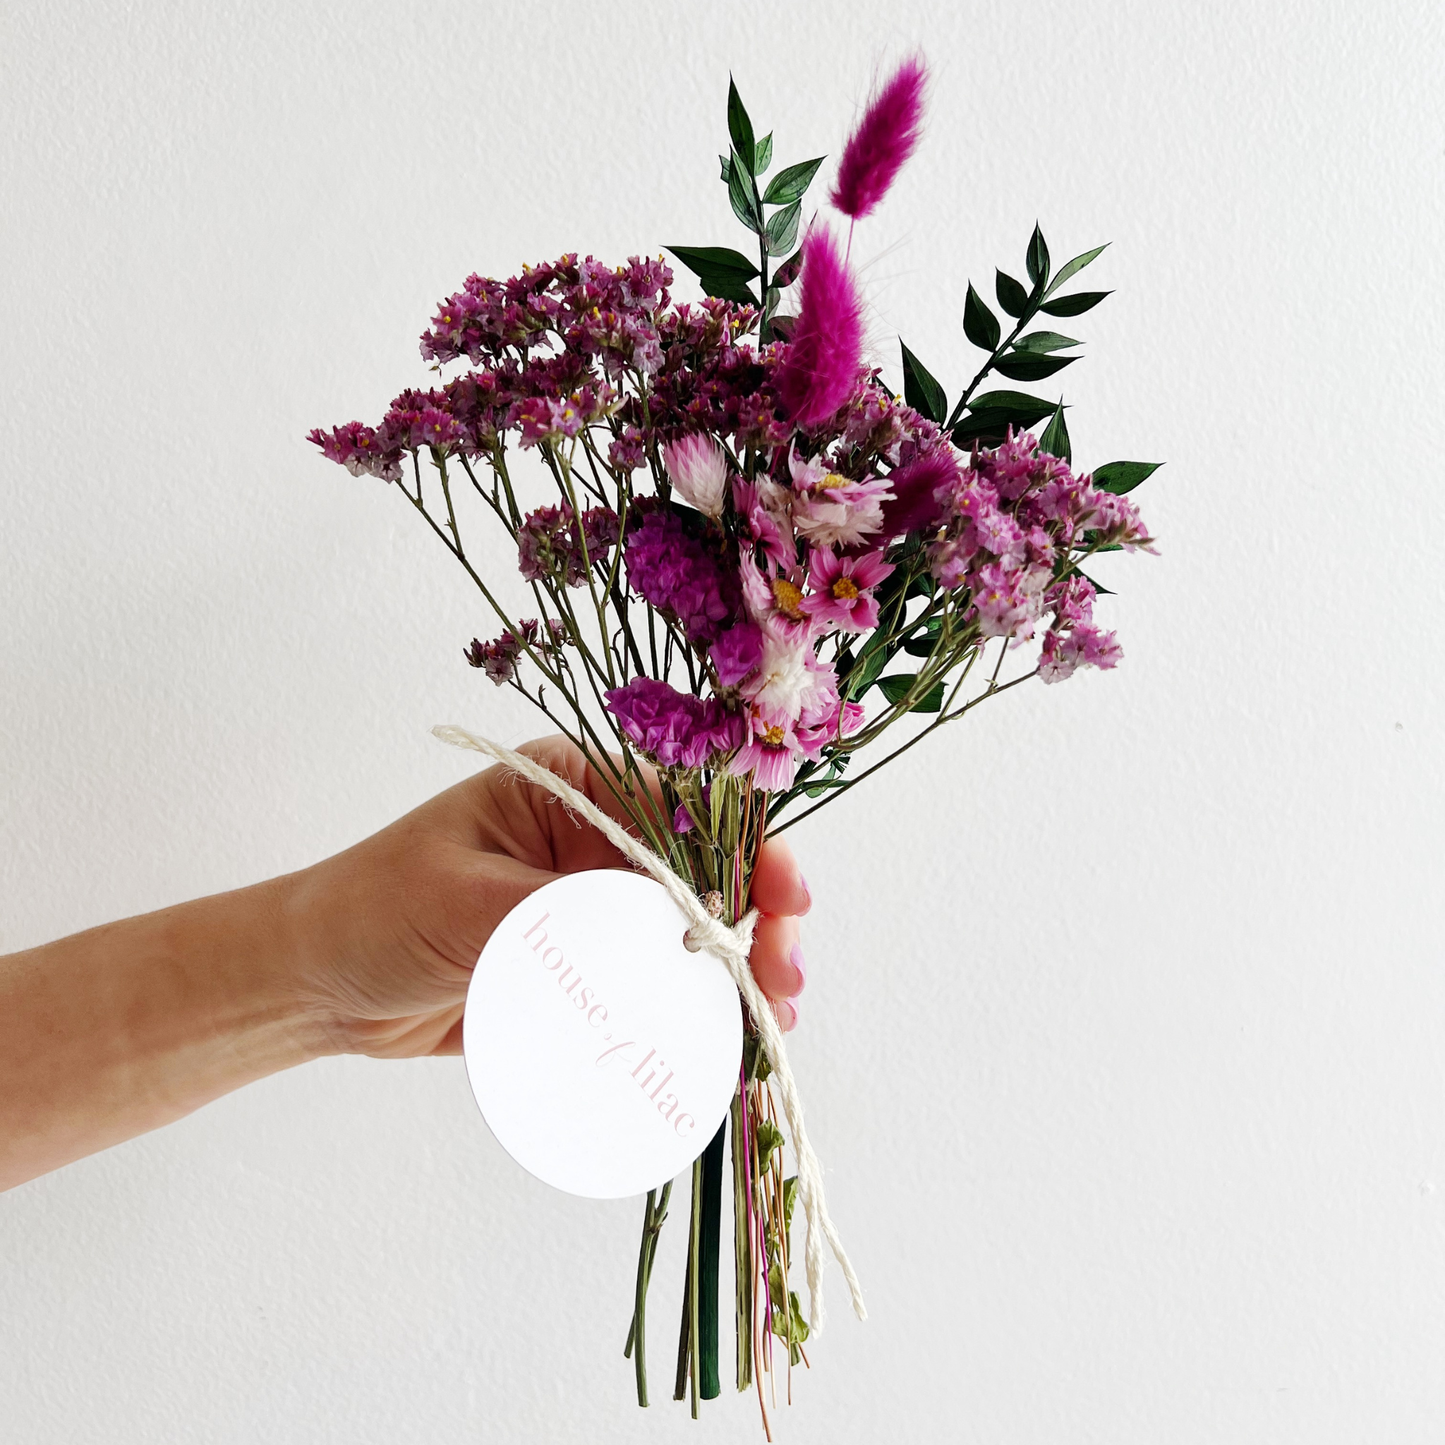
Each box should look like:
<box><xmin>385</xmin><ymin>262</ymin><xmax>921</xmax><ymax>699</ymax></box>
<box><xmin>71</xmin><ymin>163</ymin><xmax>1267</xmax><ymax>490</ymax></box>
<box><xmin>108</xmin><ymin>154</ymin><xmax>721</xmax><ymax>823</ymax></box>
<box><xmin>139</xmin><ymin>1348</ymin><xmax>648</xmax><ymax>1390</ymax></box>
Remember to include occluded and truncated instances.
<box><xmin>800</xmin><ymin>548</ymin><xmax>894</xmax><ymax>633</ymax></box>
<box><xmin>970</xmin><ymin>559</ymin><xmax>1047</xmax><ymax>640</ymax></box>
<box><xmin>829</xmin><ymin>54</ymin><xmax>928</xmax><ymax>223</ymax></box>
<box><xmin>662</xmin><ymin>434</ymin><xmax>730</xmax><ymax>518</ymax></box>
<box><xmin>1039</xmin><ymin>623</ymin><xmax>1122</xmax><ymax>684</ymax></box>
<box><xmin>1048</xmin><ymin>574</ymin><xmax>1096</xmax><ymax>627</ymax></box>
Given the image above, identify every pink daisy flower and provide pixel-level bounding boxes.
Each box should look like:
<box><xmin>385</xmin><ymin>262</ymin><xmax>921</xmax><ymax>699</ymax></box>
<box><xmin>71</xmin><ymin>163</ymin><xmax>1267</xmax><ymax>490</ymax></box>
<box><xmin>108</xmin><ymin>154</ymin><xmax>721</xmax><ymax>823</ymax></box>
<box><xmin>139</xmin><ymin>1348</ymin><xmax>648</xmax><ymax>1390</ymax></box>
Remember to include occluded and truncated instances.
<box><xmin>800</xmin><ymin>547</ymin><xmax>894</xmax><ymax>633</ymax></box>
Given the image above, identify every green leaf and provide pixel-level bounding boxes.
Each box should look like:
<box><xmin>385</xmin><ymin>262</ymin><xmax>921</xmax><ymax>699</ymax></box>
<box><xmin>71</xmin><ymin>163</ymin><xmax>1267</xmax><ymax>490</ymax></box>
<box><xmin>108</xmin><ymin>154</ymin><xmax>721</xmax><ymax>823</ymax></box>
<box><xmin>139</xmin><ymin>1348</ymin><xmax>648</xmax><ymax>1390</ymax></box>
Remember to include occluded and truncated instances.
<box><xmin>1039</xmin><ymin>290</ymin><xmax>1111</xmax><ymax>317</ymax></box>
<box><xmin>901</xmin><ymin>618</ymin><xmax>942</xmax><ymax>657</ymax></box>
<box><xmin>993</xmin><ymin>351</ymin><xmax>1077</xmax><ymax>382</ymax></box>
<box><xmin>1014</xmin><ymin>330</ymin><xmax>1080</xmax><ymax>353</ymax></box>
<box><xmin>962</xmin><ymin>282</ymin><xmax>1001</xmax><ymax>353</ymax></box>
<box><xmin>718</xmin><ymin>153</ymin><xmax>731</xmax><ymax>183</ymax></box>
<box><xmin>877</xmin><ymin>674</ymin><xmax>945</xmax><ymax>712</ymax></box>
<box><xmin>1040</xmin><ymin>401</ymin><xmax>1071</xmax><ymax>463</ymax></box>
<box><xmin>846</xmin><ymin>633</ymin><xmax>890</xmax><ymax>700</ymax></box>
<box><xmin>966</xmin><ymin>389</ymin><xmax>1055</xmax><ymax>416</ymax></box>
<box><xmin>727</xmin><ymin>77</ymin><xmax>756</xmax><ymax>176</ymax></box>
<box><xmin>995</xmin><ymin>269</ymin><xmax>1031</xmax><ymax>318</ymax></box>
<box><xmin>754</xmin><ymin>131</ymin><xmax>773</xmax><ymax>174</ymax></box>
<box><xmin>764</xmin><ymin>199</ymin><xmax>801</xmax><ymax>256</ymax></box>
<box><xmin>803</xmin><ymin>778</ymin><xmax>848</xmax><ymax>799</ymax></box>
<box><xmin>1079</xmin><ymin>571</ymin><xmax>1115</xmax><ymax>596</ymax></box>
<box><xmin>727</xmin><ymin>151</ymin><xmax>761</xmax><ymax>229</ymax></box>
<box><xmin>783</xmin><ymin>1175</ymin><xmax>799</xmax><ymax>1233</ymax></box>
<box><xmin>952</xmin><ymin>391</ymin><xmax>1055</xmax><ymax>448</ymax></box>
<box><xmin>900</xmin><ymin>341</ymin><xmax>947</xmax><ymax>425</ymax></box>
<box><xmin>696</xmin><ymin>271</ymin><xmax>760</xmax><ymax>305</ymax></box>
<box><xmin>771</xmin><ymin>314</ymin><xmax>797</xmax><ymax>339</ymax></box>
<box><xmin>665</xmin><ymin>245</ymin><xmax>760</xmax><ymax>280</ymax></box>
<box><xmin>1046</xmin><ymin>242</ymin><xmax>1108</xmax><ymax>297</ymax></box>
<box><xmin>754</xmin><ymin>1118</ymin><xmax>784</xmax><ymax>1176</ymax></box>
<box><xmin>762</xmin><ymin>156</ymin><xmax>825</xmax><ymax>206</ymax></box>
<box><xmin>1091</xmin><ymin>460</ymin><xmax>1163</xmax><ymax>495</ymax></box>
<box><xmin>1026</xmin><ymin>223</ymin><xmax>1050</xmax><ymax>289</ymax></box>
<box><xmin>772</xmin><ymin>247</ymin><xmax>804</xmax><ymax>288</ymax></box>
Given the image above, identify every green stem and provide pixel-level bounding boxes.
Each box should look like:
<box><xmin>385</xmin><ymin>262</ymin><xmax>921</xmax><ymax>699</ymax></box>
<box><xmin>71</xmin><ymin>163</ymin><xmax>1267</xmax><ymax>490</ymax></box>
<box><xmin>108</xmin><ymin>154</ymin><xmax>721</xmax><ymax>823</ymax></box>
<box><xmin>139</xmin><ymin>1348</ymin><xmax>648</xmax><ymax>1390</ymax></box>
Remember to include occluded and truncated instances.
<box><xmin>699</xmin><ymin>1119</ymin><xmax>726</xmax><ymax>1400</ymax></box>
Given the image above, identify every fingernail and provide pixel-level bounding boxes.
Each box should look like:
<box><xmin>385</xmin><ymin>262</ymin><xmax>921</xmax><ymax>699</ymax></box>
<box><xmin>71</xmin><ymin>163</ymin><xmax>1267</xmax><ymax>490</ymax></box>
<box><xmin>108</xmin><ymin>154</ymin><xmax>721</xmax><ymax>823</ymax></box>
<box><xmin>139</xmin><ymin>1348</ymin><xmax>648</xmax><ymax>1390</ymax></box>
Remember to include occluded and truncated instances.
<box><xmin>799</xmin><ymin>874</ymin><xmax>812</xmax><ymax>914</ymax></box>
<box><xmin>778</xmin><ymin>998</ymin><xmax>799</xmax><ymax>1032</ymax></box>
<box><xmin>788</xmin><ymin>942</ymin><xmax>807</xmax><ymax>996</ymax></box>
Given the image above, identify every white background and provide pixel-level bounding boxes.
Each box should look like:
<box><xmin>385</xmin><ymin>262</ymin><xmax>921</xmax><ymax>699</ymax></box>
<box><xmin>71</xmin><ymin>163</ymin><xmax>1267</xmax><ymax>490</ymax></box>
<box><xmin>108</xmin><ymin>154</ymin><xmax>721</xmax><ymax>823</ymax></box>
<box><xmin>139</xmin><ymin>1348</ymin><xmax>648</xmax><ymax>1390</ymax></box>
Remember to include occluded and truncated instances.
<box><xmin>3</xmin><ymin>2</ymin><xmax>1444</xmax><ymax>1440</ymax></box>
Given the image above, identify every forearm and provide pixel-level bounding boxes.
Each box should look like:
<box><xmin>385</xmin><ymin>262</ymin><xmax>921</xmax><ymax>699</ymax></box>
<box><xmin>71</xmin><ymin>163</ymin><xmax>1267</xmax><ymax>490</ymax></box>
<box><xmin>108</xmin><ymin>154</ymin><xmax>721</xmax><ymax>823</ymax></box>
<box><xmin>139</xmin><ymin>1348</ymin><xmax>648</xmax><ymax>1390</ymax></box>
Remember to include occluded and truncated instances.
<box><xmin>0</xmin><ymin>877</ymin><xmax>332</xmax><ymax>1192</ymax></box>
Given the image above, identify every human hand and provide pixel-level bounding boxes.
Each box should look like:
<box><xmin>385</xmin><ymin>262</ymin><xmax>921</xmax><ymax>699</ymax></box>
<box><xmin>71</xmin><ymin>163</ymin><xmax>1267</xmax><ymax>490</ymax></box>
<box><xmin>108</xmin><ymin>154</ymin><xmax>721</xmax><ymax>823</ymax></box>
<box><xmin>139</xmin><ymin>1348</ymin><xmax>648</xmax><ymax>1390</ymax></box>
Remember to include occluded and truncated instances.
<box><xmin>287</xmin><ymin>736</ymin><xmax>810</xmax><ymax>1059</ymax></box>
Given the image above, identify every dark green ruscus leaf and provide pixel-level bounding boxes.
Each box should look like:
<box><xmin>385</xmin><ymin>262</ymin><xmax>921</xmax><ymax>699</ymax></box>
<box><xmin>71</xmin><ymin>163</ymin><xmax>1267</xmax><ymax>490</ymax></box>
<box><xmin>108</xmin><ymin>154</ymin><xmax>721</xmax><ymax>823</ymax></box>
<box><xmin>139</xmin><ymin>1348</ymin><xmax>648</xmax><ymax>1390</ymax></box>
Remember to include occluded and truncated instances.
<box><xmin>993</xmin><ymin>351</ymin><xmax>1077</xmax><ymax>382</ymax></box>
<box><xmin>962</xmin><ymin>282</ymin><xmax>1001</xmax><ymax>353</ymax></box>
<box><xmin>1039</xmin><ymin>290</ymin><xmax>1111</xmax><ymax>317</ymax></box>
<box><xmin>727</xmin><ymin>151</ymin><xmax>761</xmax><ymax>228</ymax></box>
<box><xmin>762</xmin><ymin>156</ymin><xmax>826</xmax><ymax>206</ymax></box>
<box><xmin>764</xmin><ymin>200</ymin><xmax>801</xmax><ymax>256</ymax></box>
<box><xmin>1039</xmin><ymin>400</ymin><xmax>1071</xmax><ymax>463</ymax></box>
<box><xmin>753</xmin><ymin>132</ymin><xmax>773</xmax><ymax>174</ymax></box>
<box><xmin>995</xmin><ymin>269</ymin><xmax>1031</xmax><ymax>319</ymax></box>
<box><xmin>727</xmin><ymin>77</ymin><xmax>756</xmax><ymax>176</ymax></box>
<box><xmin>1026</xmin><ymin>223</ymin><xmax>1050</xmax><ymax>289</ymax></box>
<box><xmin>1046</xmin><ymin>243</ymin><xmax>1108</xmax><ymax>296</ymax></box>
<box><xmin>900</xmin><ymin>341</ymin><xmax>947</xmax><ymax>425</ymax></box>
<box><xmin>1091</xmin><ymin>460</ymin><xmax>1163</xmax><ymax>495</ymax></box>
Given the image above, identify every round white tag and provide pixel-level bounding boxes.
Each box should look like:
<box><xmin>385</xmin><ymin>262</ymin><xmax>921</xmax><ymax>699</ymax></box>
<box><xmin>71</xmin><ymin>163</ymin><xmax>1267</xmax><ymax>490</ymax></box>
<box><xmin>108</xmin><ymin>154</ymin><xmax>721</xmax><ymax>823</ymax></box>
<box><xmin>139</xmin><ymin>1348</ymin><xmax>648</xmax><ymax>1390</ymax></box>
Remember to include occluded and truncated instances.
<box><xmin>462</xmin><ymin>870</ymin><xmax>743</xmax><ymax>1199</ymax></box>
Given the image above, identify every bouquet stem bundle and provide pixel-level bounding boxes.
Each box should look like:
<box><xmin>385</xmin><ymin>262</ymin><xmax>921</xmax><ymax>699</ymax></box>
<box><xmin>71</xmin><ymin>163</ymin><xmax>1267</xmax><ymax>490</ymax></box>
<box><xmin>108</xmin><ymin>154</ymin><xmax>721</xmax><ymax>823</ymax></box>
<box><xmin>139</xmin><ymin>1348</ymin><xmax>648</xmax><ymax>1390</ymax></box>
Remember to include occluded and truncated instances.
<box><xmin>311</xmin><ymin>55</ymin><xmax>1159</xmax><ymax>1428</ymax></box>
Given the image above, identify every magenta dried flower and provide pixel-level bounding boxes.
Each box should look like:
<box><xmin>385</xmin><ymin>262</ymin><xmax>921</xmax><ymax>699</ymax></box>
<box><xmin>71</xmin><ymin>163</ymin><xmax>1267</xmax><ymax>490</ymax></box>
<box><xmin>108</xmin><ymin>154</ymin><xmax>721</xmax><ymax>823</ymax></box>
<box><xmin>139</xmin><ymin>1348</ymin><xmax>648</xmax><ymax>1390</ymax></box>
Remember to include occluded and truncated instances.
<box><xmin>830</xmin><ymin>54</ymin><xmax>928</xmax><ymax>223</ymax></box>
<box><xmin>773</xmin><ymin>226</ymin><xmax>865</xmax><ymax>431</ymax></box>
<box><xmin>603</xmin><ymin>677</ymin><xmax>744</xmax><ymax>769</ymax></box>
<box><xmin>624</xmin><ymin>506</ymin><xmax>740</xmax><ymax>644</ymax></box>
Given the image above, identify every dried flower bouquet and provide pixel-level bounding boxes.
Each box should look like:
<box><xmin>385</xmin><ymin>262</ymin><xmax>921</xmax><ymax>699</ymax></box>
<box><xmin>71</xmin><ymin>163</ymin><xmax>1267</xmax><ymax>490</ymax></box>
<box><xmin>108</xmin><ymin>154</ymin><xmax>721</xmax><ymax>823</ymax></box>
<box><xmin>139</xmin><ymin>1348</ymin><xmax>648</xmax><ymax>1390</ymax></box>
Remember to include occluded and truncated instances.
<box><xmin>310</xmin><ymin>54</ymin><xmax>1158</xmax><ymax>1432</ymax></box>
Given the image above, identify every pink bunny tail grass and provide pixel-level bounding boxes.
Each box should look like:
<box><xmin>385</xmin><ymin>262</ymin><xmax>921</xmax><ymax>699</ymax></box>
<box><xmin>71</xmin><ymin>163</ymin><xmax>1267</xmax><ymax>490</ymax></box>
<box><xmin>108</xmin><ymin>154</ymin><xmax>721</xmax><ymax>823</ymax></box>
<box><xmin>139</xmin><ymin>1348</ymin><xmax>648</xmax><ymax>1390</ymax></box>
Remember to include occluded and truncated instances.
<box><xmin>829</xmin><ymin>53</ymin><xmax>928</xmax><ymax>223</ymax></box>
<box><xmin>774</xmin><ymin>225</ymin><xmax>864</xmax><ymax>431</ymax></box>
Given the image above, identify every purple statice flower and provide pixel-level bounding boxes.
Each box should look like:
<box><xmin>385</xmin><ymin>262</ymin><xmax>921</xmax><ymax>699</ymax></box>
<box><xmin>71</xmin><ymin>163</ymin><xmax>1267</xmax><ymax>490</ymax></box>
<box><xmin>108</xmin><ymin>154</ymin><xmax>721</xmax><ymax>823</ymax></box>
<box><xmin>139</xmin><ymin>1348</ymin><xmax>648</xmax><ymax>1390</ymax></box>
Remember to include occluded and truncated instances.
<box><xmin>603</xmin><ymin>677</ymin><xmax>744</xmax><ymax>769</ymax></box>
<box><xmin>307</xmin><ymin>421</ymin><xmax>405</xmax><ymax>482</ymax></box>
<box><xmin>464</xmin><ymin>619</ymin><xmax>540</xmax><ymax>686</ymax></box>
<box><xmin>624</xmin><ymin>506</ymin><xmax>740</xmax><ymax>644</ymax></box>
<box><xmin>800</xmin><ymin>548</ymin><xmax>894</xmax><ymax>634</ymax></box>
<box><xmin>773</xmin><ymin>225</ymin><xmax>865</xmax><ymax>431</ymax></box>
<box><xmin>517</xmin><ymin>504</ymin><xmax>619</xmax><ymax>586</ymax></box>
<box><xmin>829</xmin><ymin>55</ymin><xmax>928</xmax><ymax>222</ymax></box>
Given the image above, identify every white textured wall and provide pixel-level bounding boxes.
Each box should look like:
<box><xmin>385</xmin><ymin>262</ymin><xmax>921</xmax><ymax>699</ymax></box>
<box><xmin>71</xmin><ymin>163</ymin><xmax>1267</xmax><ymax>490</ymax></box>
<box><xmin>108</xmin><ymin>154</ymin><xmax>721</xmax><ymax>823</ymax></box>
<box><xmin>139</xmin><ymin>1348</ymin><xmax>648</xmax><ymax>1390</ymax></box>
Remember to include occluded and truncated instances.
<box><xmin>3</xmin><ymin>1</ymin><xmax>1444</xmax><ymax>1440</ymax></box>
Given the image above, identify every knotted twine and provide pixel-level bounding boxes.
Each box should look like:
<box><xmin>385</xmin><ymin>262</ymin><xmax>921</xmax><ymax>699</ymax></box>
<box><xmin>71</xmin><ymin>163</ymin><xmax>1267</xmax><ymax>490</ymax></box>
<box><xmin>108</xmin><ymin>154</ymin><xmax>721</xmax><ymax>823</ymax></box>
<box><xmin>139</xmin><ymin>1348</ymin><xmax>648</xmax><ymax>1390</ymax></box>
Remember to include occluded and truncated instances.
<box><xmin>433</xmin><ymin>724</ymin><xmax>866</xmax><ymax>1332</ymax></box>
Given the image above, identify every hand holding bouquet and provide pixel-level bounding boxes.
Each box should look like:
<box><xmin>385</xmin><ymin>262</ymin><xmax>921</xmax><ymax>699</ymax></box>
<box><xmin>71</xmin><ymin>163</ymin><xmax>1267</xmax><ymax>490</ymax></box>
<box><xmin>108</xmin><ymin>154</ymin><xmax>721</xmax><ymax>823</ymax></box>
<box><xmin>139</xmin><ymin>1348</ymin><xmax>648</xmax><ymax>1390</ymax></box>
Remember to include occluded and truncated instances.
<box><xmin>311</xmin><ymin>52</ymin><xmax>1158</xmax><ymax>1431</ymax></box>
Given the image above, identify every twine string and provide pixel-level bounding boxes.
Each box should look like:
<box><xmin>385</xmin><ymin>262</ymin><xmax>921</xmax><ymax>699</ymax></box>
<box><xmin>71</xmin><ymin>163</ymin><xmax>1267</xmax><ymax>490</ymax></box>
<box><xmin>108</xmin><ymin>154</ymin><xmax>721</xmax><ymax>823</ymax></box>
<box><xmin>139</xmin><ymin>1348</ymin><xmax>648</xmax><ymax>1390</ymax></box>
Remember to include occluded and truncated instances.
<box><xmin>433</xmin><ymin>724</ymin><xmax>866</xmax><ymax>1331</ymax></box>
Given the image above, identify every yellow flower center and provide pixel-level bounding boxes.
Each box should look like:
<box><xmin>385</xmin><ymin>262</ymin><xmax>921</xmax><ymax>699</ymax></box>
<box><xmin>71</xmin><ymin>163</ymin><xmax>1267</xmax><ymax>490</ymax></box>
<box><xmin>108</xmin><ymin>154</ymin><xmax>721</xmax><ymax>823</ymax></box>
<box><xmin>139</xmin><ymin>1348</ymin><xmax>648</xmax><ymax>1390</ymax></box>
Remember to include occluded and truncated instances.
<box><xmin>762</xmin><ymin>725</ymin><xmax>787</xmax><ymax>747</ymax></box>
<box><xmin>831</xmin><ymin>576</ymin><xmax>860</xmax><ymax>601</ymax></box>
<box><xmin>771</xmin><ymin>577</ymin><xmax>805</xmax><ymax>619</ymax></box>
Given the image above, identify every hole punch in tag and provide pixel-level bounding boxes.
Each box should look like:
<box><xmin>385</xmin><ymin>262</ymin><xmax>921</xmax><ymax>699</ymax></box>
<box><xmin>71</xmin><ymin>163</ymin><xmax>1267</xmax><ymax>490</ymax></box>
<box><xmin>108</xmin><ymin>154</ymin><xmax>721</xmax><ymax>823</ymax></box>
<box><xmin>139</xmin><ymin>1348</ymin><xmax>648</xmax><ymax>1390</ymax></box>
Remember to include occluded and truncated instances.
<box><xmin>462</xmin><ymin>870</ymin><xmax>743</xmax><ymax>1199</ymax></box>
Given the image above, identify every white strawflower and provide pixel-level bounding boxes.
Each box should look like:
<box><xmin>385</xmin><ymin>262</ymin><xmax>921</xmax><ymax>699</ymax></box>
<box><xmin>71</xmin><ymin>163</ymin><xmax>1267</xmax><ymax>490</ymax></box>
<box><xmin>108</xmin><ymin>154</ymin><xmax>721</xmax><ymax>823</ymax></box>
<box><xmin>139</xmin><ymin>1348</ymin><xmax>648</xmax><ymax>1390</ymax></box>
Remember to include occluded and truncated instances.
<box><xmin>661</xmin><ymin>434</ymin><xmax>730</xmax><ymax>518</ymax></box>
